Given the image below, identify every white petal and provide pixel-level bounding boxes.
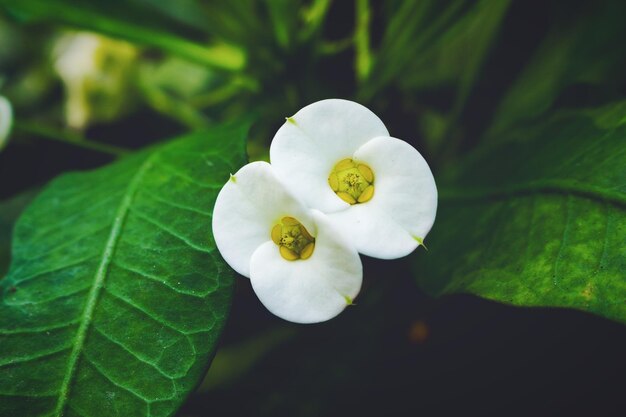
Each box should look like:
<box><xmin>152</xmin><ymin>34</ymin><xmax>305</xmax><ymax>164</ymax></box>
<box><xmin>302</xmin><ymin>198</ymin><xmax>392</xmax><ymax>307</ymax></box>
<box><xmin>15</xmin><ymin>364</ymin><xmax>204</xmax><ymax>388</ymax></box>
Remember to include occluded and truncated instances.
<box><xmin>270</xmin><ymin>99</ymin><xmax>389</xmax><ymax>213</ymax></box>
<box><xmin>328</xmin><ymin>137</ymin><xmax>438</xmax><ymax>259</ymax></box>
<box><xmin>0</xmin><ymin>96</ymin><xmax>13</xmax><ymax>151</ymax></box>
<box><xmin>249</xmin><ymin>210</ymin><xmax>362</xmax><ymax>324</ymax></box>
<box><xmin>212</xmin><ymin>161</ymin><xmax>315</xmax><ymax>278</ymax></box>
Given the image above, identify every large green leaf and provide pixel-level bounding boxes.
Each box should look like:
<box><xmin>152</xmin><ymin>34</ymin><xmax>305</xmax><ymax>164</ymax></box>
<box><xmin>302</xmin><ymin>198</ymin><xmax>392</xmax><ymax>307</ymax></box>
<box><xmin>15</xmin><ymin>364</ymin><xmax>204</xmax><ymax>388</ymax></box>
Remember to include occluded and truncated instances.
<box><xmin>0</xmin><ymin>124</ymin><xmax>247</xmax><ymax>416</ymax></box>
<box><xmin>416</xmin><ymin>103</ymin><xmax>626</xmax><ymax>323</ymax></box>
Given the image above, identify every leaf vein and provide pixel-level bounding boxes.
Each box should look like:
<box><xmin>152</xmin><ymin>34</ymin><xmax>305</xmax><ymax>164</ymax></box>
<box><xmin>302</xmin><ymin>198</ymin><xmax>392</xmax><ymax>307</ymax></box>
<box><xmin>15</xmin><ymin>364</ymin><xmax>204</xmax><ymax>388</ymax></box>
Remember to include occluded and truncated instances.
<box><xmin>140</xmin><ymin>191</ymin><xmax>212</xmax><ymax>217</ymax></box>
<box><xmin>5</xmin><ymin>287</ymin><xmax>90</xmax><ymax>307</ymax></box>
<box><xmin>10</xmin><ymin>255</ymin><xmax>99</xmax><ymax>286</ymax></box>
<box><xmin>112</xmin><ymin>261</ymin><xmax>207</xmax><ymax>298</ymax></box>
<box><xmin>53</xmin><ymin>154</ymin><xmax>156</xmax><ymax>417</ymax></box>
<box><xmin>104</xmin><ymin>289</ymin><xmax>194</xmax><ymax>335</ymax></box>
<box><xmin>129</xmin><ymin>208</ymin><xmax>212</xmax><ymax>254</ymax></box>
<box><xmin>0</xmin><ymin>319</ymin><xmax>80</xmax><ymax>335</ymax></box>
<box><xmin>82</xmin><ymin>354</ymin><xmax>152</xmax><ymax>403</ymax></box>
<box><xmin>29</xmin><ymin>193</ymin><xmax>122</xmax><ymax>240</ymax></box>
<box><xmin>158</xmin><ymin>162</ymin><xmax>222</xmax><ymax>190</ymax></box>
<box><xmin>93</xmin><ymin>326</ymin><xmax>179</xmax><ymax>379</ymax></box>
<box><xmin>0</xmin><ymin>344</ymin><xmax>72</xmax><ymax>368</ymax></box>
<box><xmin>20</xmin><ymin>224</ymin><xmax>111</xmax><ymax>262</ymax></box>
<box><xmin>552</xmin><ymin>195</ymin><xmax>572</xmax><ymax>288</ymax></box>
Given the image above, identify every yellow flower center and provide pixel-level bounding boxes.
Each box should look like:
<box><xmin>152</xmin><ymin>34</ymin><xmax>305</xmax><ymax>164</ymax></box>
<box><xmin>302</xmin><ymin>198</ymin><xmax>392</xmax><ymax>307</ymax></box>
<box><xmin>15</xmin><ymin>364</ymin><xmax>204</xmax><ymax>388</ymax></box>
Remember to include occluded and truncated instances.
<box><xmin>271</xmin><ymin>216</ymin><xmax>315</xmax><ymax>261</ymax></box>
<box><xmin>328</xmin><ymin>158</ymin><xmax>375</xmax><ymax>204</ymax></box>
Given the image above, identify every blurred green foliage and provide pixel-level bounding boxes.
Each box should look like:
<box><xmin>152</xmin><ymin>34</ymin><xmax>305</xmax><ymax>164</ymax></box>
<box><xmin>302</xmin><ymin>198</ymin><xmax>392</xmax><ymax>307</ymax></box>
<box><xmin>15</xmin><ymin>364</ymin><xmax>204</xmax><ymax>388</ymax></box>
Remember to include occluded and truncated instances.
<box><xmin>0</xmin><ymin>1</ymin><xmax>625</xmax><ymax>416</ymax></box>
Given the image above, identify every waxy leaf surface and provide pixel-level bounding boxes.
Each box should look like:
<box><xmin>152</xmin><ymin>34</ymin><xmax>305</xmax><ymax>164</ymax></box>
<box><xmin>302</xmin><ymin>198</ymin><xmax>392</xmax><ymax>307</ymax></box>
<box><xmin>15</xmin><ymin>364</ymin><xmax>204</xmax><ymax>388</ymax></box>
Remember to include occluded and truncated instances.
<box><xmin>0</xmin><ymin>124</ymin><xmax>247</xmax><ymax>416</ymax></box>
<box><xmin>416</xmin><ymin>105</ymin><xmax>626</xmax><ymax>323</ymax></box>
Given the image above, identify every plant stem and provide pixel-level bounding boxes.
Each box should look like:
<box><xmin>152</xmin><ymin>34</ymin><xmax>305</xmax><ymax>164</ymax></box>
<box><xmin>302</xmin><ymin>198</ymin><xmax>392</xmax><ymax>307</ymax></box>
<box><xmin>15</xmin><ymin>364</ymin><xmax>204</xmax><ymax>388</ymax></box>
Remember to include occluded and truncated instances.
<box><xmin>14</xmin><ymin>122</ymin><xmax>130</xmax><ymax>157</ymax></box>
<box><xmin>301</xmin><ymin>0</ymin><xmax>333</xmax><ymax>40</ymax></box>
<box><xmin>319</xmin><ymin>37</ymin><xmax>354</xmax><ymax>55</ymax></box>
<box><xmin>5</xmin><ymin>0</ymin><xmax>246</xmax><ymax>72</ymax></box>
<box><xmin>354</xmin><ymin>0</ymin><xmax>373</xmax><ymax>83</ymax></box>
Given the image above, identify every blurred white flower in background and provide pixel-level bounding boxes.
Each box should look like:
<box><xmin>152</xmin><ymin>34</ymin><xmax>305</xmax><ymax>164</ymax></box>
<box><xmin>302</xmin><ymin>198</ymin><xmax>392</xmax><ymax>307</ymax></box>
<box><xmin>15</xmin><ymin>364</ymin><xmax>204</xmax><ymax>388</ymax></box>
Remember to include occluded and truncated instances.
<box><xmin>0</xmin><ymin>95</ymin><xmax>13</xmax><ymax>151</ymax></box>
<box><xmin>270</xmin><ymin>99</ymin><xmax>438</xmax><ymax>259</ymax></box>
<box><xmin>53</xmin><ymin>31</ymin><xmax>138</xmax><ymax>130</ymax></box>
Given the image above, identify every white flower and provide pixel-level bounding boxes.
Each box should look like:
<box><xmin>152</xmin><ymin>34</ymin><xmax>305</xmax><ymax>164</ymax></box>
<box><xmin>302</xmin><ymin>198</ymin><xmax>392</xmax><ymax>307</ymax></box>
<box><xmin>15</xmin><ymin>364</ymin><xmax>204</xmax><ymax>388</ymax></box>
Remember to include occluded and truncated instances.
<box><xmin>53</xmin><ymin>31</ymin><xmax>138</xmax><ymax>129</ymax></box>
<box><xmin>0</xmin><ymin>95</ymin><xmax>13</xmax><ymax>151</ymax></box>
<box><xmin>212</xmin><ymin>161</ymin><xmax>362</xmax><ymax>324</ymax></box>
<box><xmin>269</xmin><ymin>99</ymin><xmax>438</xmax><ymax>259</ymax></box>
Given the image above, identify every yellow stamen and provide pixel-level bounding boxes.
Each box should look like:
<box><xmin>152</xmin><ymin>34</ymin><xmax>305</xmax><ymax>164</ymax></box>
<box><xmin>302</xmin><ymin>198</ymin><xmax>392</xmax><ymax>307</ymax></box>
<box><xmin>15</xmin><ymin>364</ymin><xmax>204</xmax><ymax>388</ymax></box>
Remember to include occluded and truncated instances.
<box><xmin>271</xmin><ymin>216</ymin><xmax>316</xmax><ymax>261</ymax></box>
<box><xmin>271</xmin><ymin>224</ymin><xmax>282</xmax><ymax>245</ymax></box>
<box><xmin>337</xmin><ymin>191</ymin><xmax>357</xmax><ymax>204</ymax></box>
<box><xmin>279</xmin><ymin>246</ymin><xmax>299</xmax><ymax>261</ymax></box>
<box><xmin>328</xmin><ymin>172</ymin><xmax>339</xmax><ymax>191</ymax></box>
<box><xmin>357</xmin><ymin>185</ymin><xmax>374</xmax><ymax>203</ymax></box>
<box><xmin>281</xmin><ymin>216</ymin><xmax>300</xmax><ymax>226</ymax></box>
<box><xmin>335</xmin><ymin>158</ymin><xmax>355</xmax><ymax>171</ymax></box>
<box><xmin>357</xmin><ymin>164</ymin><xmax>374</xmax><ymax>183</ymax></box>
<box><xmin>328</xmin><ymin>158</ymin><xmax>375</xmax><ymax>205</ymax></box>
<box><xmin>299</xmin><ymin>224</ymin><xmax>314</xmax><ymax>241</ymax></box>
<box><xmin>300</xmin><ymin>242</ymin><xmax>315</xmax><ymax>260</ymax></box>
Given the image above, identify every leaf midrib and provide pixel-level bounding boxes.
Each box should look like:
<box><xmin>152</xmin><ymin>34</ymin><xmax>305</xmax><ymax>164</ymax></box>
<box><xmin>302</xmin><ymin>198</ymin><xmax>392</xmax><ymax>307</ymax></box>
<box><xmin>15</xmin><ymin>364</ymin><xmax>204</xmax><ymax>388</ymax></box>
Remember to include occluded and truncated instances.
<box><xmin>53</xmin><ymin>154</ymin><xmax>156</xmax><ymax>417</ymax></box>
<box><xmin>439</xmin><ymin>178</ymin><xmax>626</xmax><ymax>207</ymax></box>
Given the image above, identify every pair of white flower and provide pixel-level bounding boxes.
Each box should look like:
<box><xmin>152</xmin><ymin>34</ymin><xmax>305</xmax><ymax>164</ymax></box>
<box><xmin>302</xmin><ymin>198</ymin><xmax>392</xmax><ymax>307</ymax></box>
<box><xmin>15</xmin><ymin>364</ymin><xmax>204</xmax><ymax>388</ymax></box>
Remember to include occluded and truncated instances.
<box><xmin>212</xmin><ymin>99</ymin><xmax>437</xmax><ymax>323</ymax></box>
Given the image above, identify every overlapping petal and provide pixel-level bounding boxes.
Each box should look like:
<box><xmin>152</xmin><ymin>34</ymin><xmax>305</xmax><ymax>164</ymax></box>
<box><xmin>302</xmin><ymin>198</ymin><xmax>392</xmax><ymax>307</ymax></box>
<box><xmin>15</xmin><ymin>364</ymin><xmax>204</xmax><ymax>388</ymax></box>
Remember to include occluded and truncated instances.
<box><xmin>213</xmin><ymin>98</ymin><xmax>437</xmax><ymax>323</ymax></box>
<box><xmin>328</xmin><ymin>137</ymin><xmax>437</xmax><ymax>258</ymax></box>
<box><xmin>250</xmin><ymin>210</ymin><xmax>362</xmax><ymax>323</ymax></box>
<box><xmin>270</xmin><ymin>99</ymin><xmax>389</xmax><ymax>213</ymax></box>
<box><xmin>212</xmin><ymin>161</ymin><xmax>315</xmax><ymax>278</ymax></box>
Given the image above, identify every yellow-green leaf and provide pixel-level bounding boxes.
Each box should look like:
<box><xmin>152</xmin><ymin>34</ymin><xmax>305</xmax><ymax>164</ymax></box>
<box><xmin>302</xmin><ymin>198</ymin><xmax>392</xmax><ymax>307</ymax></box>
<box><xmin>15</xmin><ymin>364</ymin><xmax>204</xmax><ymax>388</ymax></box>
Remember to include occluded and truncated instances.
<box><xmin>416</xmin><ymin>105</ymin><xmax>626</xmax><ymax>323</ymax></box>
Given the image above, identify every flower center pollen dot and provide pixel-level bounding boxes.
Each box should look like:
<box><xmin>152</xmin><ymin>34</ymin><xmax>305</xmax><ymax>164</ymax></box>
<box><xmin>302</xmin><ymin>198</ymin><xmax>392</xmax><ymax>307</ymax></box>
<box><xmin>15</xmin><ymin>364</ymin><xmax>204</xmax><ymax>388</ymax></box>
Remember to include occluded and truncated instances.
<box><xmin>328</xmin><ymin>158</ymin><xmax>375</xmax><ymax>204</ymax></box>
<box><xmin>271</xmin><ymin>216</ymin><xmax>315</xmax><ymax>261</ymax></box>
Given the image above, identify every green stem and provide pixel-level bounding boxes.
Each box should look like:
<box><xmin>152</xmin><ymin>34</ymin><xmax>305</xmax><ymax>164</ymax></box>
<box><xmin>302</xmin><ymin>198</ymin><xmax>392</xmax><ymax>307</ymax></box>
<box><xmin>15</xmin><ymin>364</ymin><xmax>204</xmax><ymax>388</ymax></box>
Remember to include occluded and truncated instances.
<box><xmin>14</xmin><ymin>122</ymin><xmax>129</xmax><ymax>157</ymax></box>
<box><xmin>440</xmin><ymin>0</ymin><xmax>512</xmax><ymax>148</ymax></box>
<box><xmin>354</xmin><ymin>0</ymin><xmax>373</xmax><ymax>83</ymax></box>
<box><xmin>139</xmin><ymin>83</ymin><xmax>210</xmax><ymax>130</ymax></box>
<box><xmin>359</xmin><ymin>0</ymin><xmax>464</xmax><ymax>99</ymax></box>
<box><xmin>189</xmin><ymin>81</ymin><xmax>246</xmax><ymax>109</ymax></box>
<box><xmin>3</xmin><ymin>0</ymin><xmax>246</xmax><ymax>72</ymax></box>
<box><xmin>319</xmin><ymin>37</ymin><xmax>354</xmax><ymax>55</ymax></box>
<box><xmin>301</xmin><ymin>0</ymin><xmax>333</xmax><ymax>40</ymax></box>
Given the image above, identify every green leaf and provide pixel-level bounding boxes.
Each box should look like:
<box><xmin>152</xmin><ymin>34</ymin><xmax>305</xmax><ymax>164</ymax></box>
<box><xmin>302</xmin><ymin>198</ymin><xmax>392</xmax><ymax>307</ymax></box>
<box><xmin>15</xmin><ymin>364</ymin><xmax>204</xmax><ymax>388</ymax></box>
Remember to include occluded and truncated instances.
<box><xmin>0</xmin><ymin>190</ymin><xmax>38</xmax><ymax>277</ymax></box>
<box><xmin>0</xmin><ymin>0</ymin><xmax>246</xmax><ymax>71</ymax></box>
<box><xmin>264</xmin><ymin>0</ymin><xmax>299</xmax><ymax>50</ymax></box>
<box><xmin>363</xmin><ymin>0</ymin><xmax>509</xmax><ymax>99</ymax></box>
<box><xmin>129</xmin><ymin>0</ymin><xmax>215</xmax><ymax>33</ymax></box>
<box><xmin>0</xmin><ymin>123</ymin><xmax>248</xmax><ymax>416</ymax></box>
<box><xmin>485</xmin><ymin>1</ymin><xmax>626</xmax><ymax>140</ymax></box>
<box><xmin>399</xmin><ymin>0</ymin><xmax>510</xmax><ymax>94</ymax></box>
<box><xmin>416</xmin><ymin>104</ymin><xmax>626</xmax><ymax>324</ymax></box>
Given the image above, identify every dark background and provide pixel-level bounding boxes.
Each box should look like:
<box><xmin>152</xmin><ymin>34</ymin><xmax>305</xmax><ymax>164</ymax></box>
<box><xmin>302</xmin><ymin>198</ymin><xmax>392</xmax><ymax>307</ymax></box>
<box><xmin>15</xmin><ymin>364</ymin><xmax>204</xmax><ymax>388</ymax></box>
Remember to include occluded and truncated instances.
<box><xmin>180</xmin><ymin>256</ymin><xmax>626</xmax><ymax>417</ymax></box>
